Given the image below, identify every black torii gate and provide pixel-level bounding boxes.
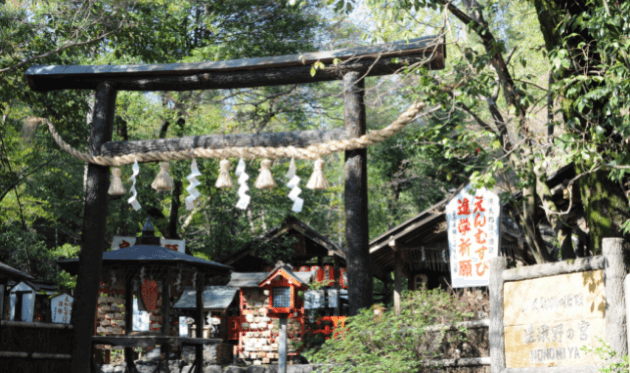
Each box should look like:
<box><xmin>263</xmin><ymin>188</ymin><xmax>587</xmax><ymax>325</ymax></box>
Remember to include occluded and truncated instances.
<box><xmin>25</xmin><ymin>35</ymin><xmax>445</xmax><ymax>372</ymax></box>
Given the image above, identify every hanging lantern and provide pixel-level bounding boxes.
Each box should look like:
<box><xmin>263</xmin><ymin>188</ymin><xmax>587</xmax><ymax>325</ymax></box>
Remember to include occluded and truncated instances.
<box><xmin>151</xmin><ymin>162</ymin><xmax>174</xmax><ymax>192</ymax></box>
<box><xmin>255</xmin><ymin>159</ymin><xmax>276</xmax><ymax>189</ymax></box>
<box><xmin>306</xmin><ymin>158</ymin><xmax>329</xmax><ymax>190</ymax></box>
<box><xmin>215</xmin><ymin>159</ymin><xmax>233</xmax><ymax>188</ymax></box>
<box><xmin>108</xmin><ymin>167</ymin><xmax>126</xmax><ymax>196</ymax></box>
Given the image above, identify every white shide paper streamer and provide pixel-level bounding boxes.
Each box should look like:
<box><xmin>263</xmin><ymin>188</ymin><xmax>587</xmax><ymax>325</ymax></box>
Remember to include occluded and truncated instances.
<box><xmin>235</xmin><ymin>158</ymin><xmax>251</xmax><ymax>210</ymax></box>
<box><xmin>127</xmin><ymin>158</ymin><xmax>141</xmax><ymax>211</ymax></box>
<box><xmin>287</xmin><ymin>175</ymin><xmax>304</xmax><ymax>213</ymax></box>
<box><xmin>185</xmin><ymin>159</ymin><xmax>202</xmax><ymax>210</ymax></box>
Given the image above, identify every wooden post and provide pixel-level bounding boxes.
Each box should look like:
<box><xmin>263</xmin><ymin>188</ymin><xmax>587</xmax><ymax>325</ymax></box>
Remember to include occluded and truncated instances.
<box><xmin>124</xmin><ymin>275</ymin><xmax>136</xmax><ymax>372</ymax></box>
<box><xmin>161</xmin><ymin>269</ymin><xmax>172</xmax><ymax>361</ymax></box>
<box><xmin>382</xmin><ymin>271</ymin><xmax>391</xmax><ymax>310</ymax></box>
<box><xmin>603</xmin><ymin>238</ymin><xmax>628</xmax><ymax>357</ymax></box>
<box><xmin>0</xmin><ymin>278</ymin><xmax>6</xmax><ymax>320</ymax></box>
<box><xmin>394</xmin><ymin>250</ymin><xmax>402</xmax><ymax>316</ymax></box>
<box><xmin>195</xmin><ymin>272</ymin><xmax>205</xmax><ymax>373</ymax></box>
<box><xmin>333</xmin><ymin>256</ymin><xmax>341</xmax><ymax>316</ymax></box>
<box><xmin>344</xmin><ymin>71</ymin><xmax>372</xmax><ymax>316</ymax></box>
<box><xmin>70</xmin><ymin>83</ymin><xmax>117</xmax><ymax>373</ymax></box>
<box><xmin>624</xmin><ymin>274</ymin><xmax>630</xmax><ymax>359</ymax></box>
<box><xmin>488</xmin><ymin>256</ymin><xmax>507</xmax><ymax>373</ymax></box>
<box><xmin>278</xmin><ymin>316</ymin><xmax>288</xmax><ymax>373</ymax></box>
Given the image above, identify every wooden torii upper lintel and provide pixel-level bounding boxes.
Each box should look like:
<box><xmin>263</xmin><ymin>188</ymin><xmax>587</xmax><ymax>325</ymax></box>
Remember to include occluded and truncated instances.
<box><xmin>25</xmin><ymin>36</ymin><xmax>445</xmax><ymax>92</ymax></box>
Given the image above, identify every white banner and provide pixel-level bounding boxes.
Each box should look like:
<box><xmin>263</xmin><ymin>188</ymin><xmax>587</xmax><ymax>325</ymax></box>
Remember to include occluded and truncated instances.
<box><xmin>112</xmin><ymin>236</ymin><xmax>185</xmax><ymax>253</ymax></box>
<box><xmin>446</xmin><ymin>184</ymin><xmax>500</xmax><ymax>288</ymax></box>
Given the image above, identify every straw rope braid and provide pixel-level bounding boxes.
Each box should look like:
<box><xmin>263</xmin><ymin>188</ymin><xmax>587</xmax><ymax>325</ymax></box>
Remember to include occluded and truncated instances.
<box><xmin>45</xmin><ymin>101</ymin><xmax>425</xmax><ymax>166</ymax></box>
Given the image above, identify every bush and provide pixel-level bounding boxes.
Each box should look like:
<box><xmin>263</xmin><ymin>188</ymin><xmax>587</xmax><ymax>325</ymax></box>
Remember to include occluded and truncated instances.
<box><xmin>305</xmin><ymin>288</ymin><xmax>484</xmax><ymax>373</ymax></box>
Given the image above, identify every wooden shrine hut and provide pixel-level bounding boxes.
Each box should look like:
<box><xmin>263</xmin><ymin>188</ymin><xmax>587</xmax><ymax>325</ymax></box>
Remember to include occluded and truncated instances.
<box><xmin>219</xmin><ymin>216</ymin><xmax>349</xmax><ymax>316</ymax></box>
<box><xmin>8</xmin><ymin>280</ymin><xmax>58</xmax><ymax>323</ymax></box>
<box><xmin>57</xmin><ymin>219</ymin><xmax>233</xmax><ymax>372</ymax></box>
<box><xmin>370</xmin><ymin>164</ymin><xmax>582</xmax><ymax>315</ymax></box>
<box><xmin>25</xmin><ymin>35</ymin><xmax>446</xmax><ymax>372</ymax></box>
<box><xmin>0</xmin><ymin>261</ymin><xmax>34</xmax><ymax>320</ymax></box>
<box><xmin>220</xmin><ymin>216</ymin><xmax>346</xmax><ymax>272</ymax></box>
<box><xmin>227</xmin><ymin>264</ymin><xmax>317</xmax><ymax>365</ymax></box>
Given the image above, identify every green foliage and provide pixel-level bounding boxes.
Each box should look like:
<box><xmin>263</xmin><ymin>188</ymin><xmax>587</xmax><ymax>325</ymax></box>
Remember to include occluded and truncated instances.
<box><xmin>583</xmin><ymin>339</ymin><xmax>629</xmax><ymax>373</ymax></box>
<box><xmin>305</xmin><ymin>289</ymin><xmax>473</xmax><ymax>373</ymax></box>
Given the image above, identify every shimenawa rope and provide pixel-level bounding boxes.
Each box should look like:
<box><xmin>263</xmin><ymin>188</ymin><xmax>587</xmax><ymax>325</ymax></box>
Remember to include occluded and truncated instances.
<box><xmin>45</xmin><ymin>101</ymin><xmax>425</xmax><ymax>166</ymax></box>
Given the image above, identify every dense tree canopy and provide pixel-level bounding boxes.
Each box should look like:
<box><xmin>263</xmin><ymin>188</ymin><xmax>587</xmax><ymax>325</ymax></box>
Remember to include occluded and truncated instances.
<box><xmin>1</xmin><ymin>0</ymin><xmax>629</xmax><ymax>305</ymax></box>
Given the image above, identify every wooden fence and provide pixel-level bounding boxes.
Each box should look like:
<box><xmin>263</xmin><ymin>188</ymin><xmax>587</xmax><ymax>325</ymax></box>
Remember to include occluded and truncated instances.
<box><xmin>0</xmin><ymin>320</ymin><xmax>73</xmax><ymax>373</ymax></box>
<box><xmin>422</xmin><ymin>319</ymin><xmax>491</xmax><ymax>370</ymax></box>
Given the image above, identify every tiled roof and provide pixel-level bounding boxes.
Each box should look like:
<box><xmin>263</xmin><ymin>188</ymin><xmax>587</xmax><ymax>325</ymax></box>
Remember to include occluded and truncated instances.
<box><xmin>0</xmin><ymin>261</ymin><xmax>34</xmax><ymax>281</ymax></box>
<box><xmin>172</xmin><ymin>286</ymin><xmax>238</xmax><ymax>310</ymax></box>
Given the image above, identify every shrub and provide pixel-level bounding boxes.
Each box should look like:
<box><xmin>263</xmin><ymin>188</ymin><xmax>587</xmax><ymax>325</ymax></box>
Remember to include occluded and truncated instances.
<box><xmin>305</xmin><ymin>288</ymin><xmax>483</xmax><ymax>373</ymax></box>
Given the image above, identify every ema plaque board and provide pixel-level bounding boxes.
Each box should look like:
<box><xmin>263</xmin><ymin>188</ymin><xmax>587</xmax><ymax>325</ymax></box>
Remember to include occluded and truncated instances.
<box><xmin>503</xmin><ymin>270</ymin><xmax>606</xmax><ymax>368</ymax></box>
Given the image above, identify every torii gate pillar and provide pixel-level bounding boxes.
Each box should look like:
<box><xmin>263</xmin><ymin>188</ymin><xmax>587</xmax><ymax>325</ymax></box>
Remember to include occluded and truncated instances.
<box><xmin>343</xmin><ymin>72</ymin><xmax>373</xmax><ymax>314</ymax></box>
<box><xmin>70</xmin><ymin>83</ymin><xmax>117</xmax><ymax>373</ymax></box>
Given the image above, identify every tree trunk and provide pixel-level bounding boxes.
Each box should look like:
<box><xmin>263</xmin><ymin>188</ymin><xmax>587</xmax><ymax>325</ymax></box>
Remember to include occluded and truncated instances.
<box><xmin>577</xmin><ymin>169</ymin><xmax>629</xmax><ymax>254</ymax></box>
<box><xmin>521</xmin><ymin>166</ymin><xmax>554</xmax><ymax>263</ymax></box>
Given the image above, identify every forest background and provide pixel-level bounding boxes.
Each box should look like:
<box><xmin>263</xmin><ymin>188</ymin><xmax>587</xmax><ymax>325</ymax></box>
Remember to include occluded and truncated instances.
<box><xmin>1</xmin><ymin>0</ymin><xmax>629</xmax><ymax>305</ymax></box>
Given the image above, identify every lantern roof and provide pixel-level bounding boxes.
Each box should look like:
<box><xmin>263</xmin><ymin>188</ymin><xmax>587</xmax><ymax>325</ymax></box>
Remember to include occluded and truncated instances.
<box><xmin>57</xmin><ymin>245</ymin><xmax>232</xmax><ymax>276</ymax></box>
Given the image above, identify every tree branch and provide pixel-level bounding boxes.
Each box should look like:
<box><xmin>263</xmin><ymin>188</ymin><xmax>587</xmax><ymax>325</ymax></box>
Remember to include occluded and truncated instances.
<box><xmin>0</xmin><ymin>28</ymin><xmax>122</xmax><ymax>75</ymax></box>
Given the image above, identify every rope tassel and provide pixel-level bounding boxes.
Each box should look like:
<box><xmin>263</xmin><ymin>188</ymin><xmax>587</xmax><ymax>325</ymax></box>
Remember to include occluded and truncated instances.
<box><xmin>255</xmin><ymin>159</ymin><xmax>276</xmax><ymax>189</ymax></box>
<box><xmin>215</xmin><ymin>159</ymin><xmax>233</xmax><ymax>188</ymax></box>
<box><xmin>151</xmin><ymin>162</ymin><xmax>174</xmax><ymax>192</ymax></box>
<box><xmin>306</xmin><ymin>158</ymin><xmax>328</xmax><ymax>190</ymax></box>
<box><xmin>108</xmin><ymin>167</ymin><xmax>126</xmax><ymax>196</ymax></box>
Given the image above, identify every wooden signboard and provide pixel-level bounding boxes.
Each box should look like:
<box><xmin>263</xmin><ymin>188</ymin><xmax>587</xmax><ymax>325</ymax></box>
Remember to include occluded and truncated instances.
<box><xmin>446</xmin><ymin>184</ymin><xmax>500</xmax><ymax>287</ymax></box>
<box><xmin>51</xmin><ymin>293</ymin><xmax>74</xmax><ymax>324</ymax></box>
<box><xmin>503</xmin><ymin>270</ymin><xmax>606</xmax><ymax>368</ymax></box>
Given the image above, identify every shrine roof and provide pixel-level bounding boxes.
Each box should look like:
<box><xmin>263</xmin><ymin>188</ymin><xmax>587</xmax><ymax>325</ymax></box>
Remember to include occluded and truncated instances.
<box><xmin>220</xmin><ymin>215</ymin><xmax>346</xmax><ymax>271</ymax></box>
<box><xmin>227</xmin><ymin>270</ymin><xmax>314</xmax><ymax>288</ymax></box>
<box><xmin>227</xmin><ymin>272</ymin><xmax>268</xmax><ymax>287</ymax></box>
<box><xmin>0</xmin><ymin>261</ymin><xmax>34</xmax><ymax>281</ymax></box>
<box><xmin>258</xmin><ymin>264</ymin><xmax>314</xmax><ymax>287</ymax></box>
<box><xmin>172</xmin><ymin>286</ymin><xmax>238</xmax><ymax>310</ymax></box>
<box><xmin>10</xmin><ymin>280</ymin><xmax>57</xmax><ymax>296</ymax></box>
<box><xmin>57</xmin><ymin>245</ymin><xmax>232</xmax><ymax>276</ymax></box>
